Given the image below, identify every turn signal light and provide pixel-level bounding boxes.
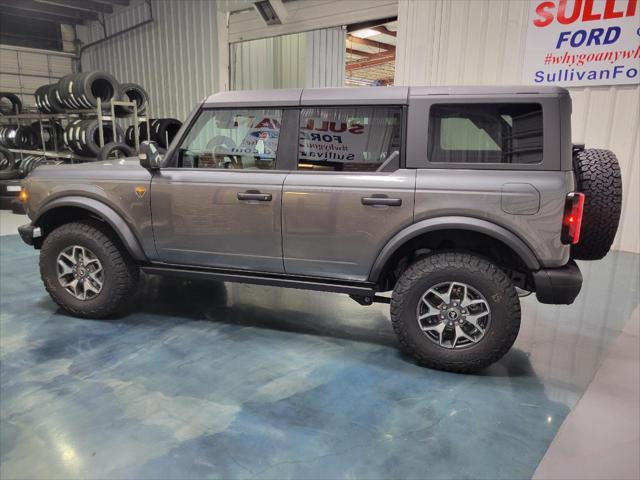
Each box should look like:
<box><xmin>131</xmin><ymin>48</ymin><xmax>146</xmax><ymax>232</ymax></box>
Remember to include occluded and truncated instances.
<box><xmin>561</xmin><ymin>192</ymin><xmax>585</xmax><ymax>245</ymax></box>
<box><xmin>19</xmin><ymin>190</ymin><xmax>28</xmax><ymax>202</ymax></box>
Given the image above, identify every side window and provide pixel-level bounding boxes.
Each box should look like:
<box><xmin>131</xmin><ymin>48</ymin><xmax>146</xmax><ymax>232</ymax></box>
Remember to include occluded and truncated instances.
<box><xmin>177</xmin><ymin>108</ymin><xmax>283</xmax><ymax>169</ymax></box>
<box><xmin>298</xmin><ymin>106</ymin><xmax>402</xmax><ymax>172</ymax></box>
<box><xmin>428</xmin><ymin>103</ymin><xmax>543</xmax><ymax>164</ymax></box>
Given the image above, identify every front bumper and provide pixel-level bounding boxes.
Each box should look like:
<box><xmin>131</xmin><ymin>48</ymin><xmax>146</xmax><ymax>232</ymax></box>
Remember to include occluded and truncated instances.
<box><xmin>18</xmin><ymin>223</ymin><xmax>41</xmax><ymax>246</ymax></box>
<box><xmin>533</xmin><ymin>260</ymin><xmax>582</xmax><ymax>305</ymax></box>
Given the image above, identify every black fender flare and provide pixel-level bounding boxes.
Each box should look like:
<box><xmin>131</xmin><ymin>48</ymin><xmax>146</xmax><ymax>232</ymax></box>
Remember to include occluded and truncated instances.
<box><xmin>368</xmin><ymin>216</ymin><xmax>540</xmax><ymax>282</ymax></box>
<box><xmin>33</xmin><ymin>196</ymin><xmax>147</xmax><ymax>262</ymax></box>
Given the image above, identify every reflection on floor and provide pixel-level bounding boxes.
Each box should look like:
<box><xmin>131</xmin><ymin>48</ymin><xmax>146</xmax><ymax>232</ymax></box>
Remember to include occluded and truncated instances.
<box><xmin>1</xmin><ymin>234</ymin><xmax>638</xmax><ymax>479</ymax></box>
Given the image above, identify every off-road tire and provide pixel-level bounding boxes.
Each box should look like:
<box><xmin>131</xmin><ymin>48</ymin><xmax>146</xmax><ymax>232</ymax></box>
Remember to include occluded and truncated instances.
<box><xmin>390</xmin><ymin>252</ymin><xmax>521</xmax><ymax>373</ymax></box>
<box><xmin>40</xmin><ymin>220</ymin><xmax>139</xmax><ymax>318</ymax></box>
<box><xmin>571</xmin><ymin>148</ymin><xmax>622</xmax><ymax>260</ymax></box>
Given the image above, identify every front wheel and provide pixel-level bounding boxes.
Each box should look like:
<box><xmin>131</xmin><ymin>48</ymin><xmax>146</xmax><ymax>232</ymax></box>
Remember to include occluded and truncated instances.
<box><xmin>40</xmin><ymin>220</ymin><xmax>139</xmax><ymax>318</ymax></box>
<box><xmin>390</xmin><ymin>253</ymin><xmax>521</xmax><ymax>373</ymax></box>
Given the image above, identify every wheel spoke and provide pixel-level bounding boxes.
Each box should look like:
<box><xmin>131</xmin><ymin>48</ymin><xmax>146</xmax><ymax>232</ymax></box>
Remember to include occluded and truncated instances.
<box><xmin>453</xmin><ymin>325</ymin><xmax>477</xmax><ymax>347</ymax></box>
<box><xmin>418</xmin><ymin>294</ymin><xmax>440</xmax><ymax>321</ymax></box>
<box><xmin>421</xmin><ymin>322</ymin><xmax>446</xmax><ymax>346</ymax></box>
<box><xmin>465</xmin><ymin>311</ymin><xmax>488</xmax><ymax>333</ymax></box>
<box><xmin>83</xmin><ymin>278</ymin><xmax>100</xmax><ymax>296</ymax></box>
<box><xmin>57</xmin><ymin>261</ymin><xmax>73</xmax><ymax>277</ymax></box>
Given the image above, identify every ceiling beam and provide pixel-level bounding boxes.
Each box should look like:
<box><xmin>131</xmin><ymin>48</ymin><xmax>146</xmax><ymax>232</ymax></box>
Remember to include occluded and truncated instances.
<box><xmin>0</xmin><ymin>7</ymin><xmax>86</xmax><ymax>25</ymax></box>
<box><xmin>38</xmin><ymin>0</ymin><xmax>114</xmax><ymax>14</ymax></box>
<box><xmin>346</xmin><ymin>48</ymin><xmax>373</xmax><ymax>58</ymax></box>
<box><xmin>373</xmin><ymin>26</ymin><xmax>397</xmax><ymax>37</ymax></box>
<box><xmin>346</xmin><ymin>51</ymin><xmax>396</xmax><ymax>71</ymax></box>
<box><xmin>347</xmin><ymin>16</ymin><xmax>397</xmax><ymax>33</ymax></box>
<box><xmin>346</xmin><ymin>35</ymin><xmax>395</xmax><ymax>52</ymax></box>
<box><xmin>0</xmin><ymin>0</ymin><xmax>99</xmax><ymax>21</ymax></box>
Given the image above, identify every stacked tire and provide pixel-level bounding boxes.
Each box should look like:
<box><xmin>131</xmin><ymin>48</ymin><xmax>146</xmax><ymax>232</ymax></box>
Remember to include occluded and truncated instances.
<box><xmin>125</xmin><ymin>118</ymin><xmax>182</xmax><ymax>149</ymax></box>
<box><xmin>55</xmin><ymin>72</ymin><xmax>120</xmax><ymax>110</ymax></box>
<box><xmin>0</xmin><ymin>146</ymin><xmax>21</xmax><ymax>209</ymax></box>
<box><xmin>0</xmin><ymin>146</ymin><xmax>18</xmax><ymax>180</ymax></box>
<box><xmin>114</xmin><ymin>83</ymin><xmax>149</xmax><ymax>117</ymax></box>
<box><xmin>64</xmin><ymin>119</ymin><xmax>124</xmax><ymax>157</ymax></box>
<box><xmin>34</xmin><ymin>72</ymin><xmax>148</xmax><ymax>116</ymax></box>
<box><xmin>0</xmin><ymin>93</ymin><xmax>22</xmax><ymax>115</ymax></box>
<box><xmin>0</xmin><ymin>125</ymin><xmax>40</xmax><ymax>149</ymax></box>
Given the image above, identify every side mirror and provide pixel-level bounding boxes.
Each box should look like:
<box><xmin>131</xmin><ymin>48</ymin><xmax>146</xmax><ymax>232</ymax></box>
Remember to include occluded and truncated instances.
<box><xmin>139</xmin><ymin>141</ymin><xmax>162</xmax><ymax>171</ymax></box>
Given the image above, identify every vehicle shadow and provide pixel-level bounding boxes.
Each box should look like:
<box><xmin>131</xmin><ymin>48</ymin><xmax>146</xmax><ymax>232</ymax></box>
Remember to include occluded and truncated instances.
<box><xmin>125</xmin><ymin>275</ymin><xmax>535</xmax><ymax>376</ymax></box>
<box><xmin>132</xmin><ymin>274</ymin><xmax>398</xmax><ymax>348</ymax></box>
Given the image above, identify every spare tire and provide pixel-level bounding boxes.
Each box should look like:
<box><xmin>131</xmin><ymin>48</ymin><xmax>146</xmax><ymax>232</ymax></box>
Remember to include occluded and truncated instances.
<box><xmin>114</xmin><ymin>83</ymin><xmax>149</xmax><ymax>117</ymax></box>
<box><xmin>0</xmin><ymin>93</ymin><xmax>22</xmax><ymax>115</ymax></box>
<box><xmin>98</xmin><ymin>142</ymin><xmax>136</xmax><ymax>160</ymax></box>
<box><xmin>571</xmin><ymin>148</ymin><xmax>622</xmax><ymax>260</ymax></box>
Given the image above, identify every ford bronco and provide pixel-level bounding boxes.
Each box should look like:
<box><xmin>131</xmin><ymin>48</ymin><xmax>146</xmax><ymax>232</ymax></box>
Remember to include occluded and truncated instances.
<box><xmin>17</xmin><ymin>86</ymin><xmax>622</xmax><ymax>372</ymax></box>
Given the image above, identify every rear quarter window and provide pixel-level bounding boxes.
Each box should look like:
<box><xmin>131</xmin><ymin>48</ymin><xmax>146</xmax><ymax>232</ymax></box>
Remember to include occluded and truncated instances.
<box><xmin>428</xmin><ymin>103</ymin><xmax>543</xmax><ymax>164</ymax></box>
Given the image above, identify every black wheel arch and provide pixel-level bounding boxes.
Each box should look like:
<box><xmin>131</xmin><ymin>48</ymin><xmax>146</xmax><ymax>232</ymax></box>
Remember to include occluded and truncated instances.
<box><xmin>369</xmin><ymin>216</ymin><xmax>540</xmax><ymax>290</ymax></box>
<box><xmin>32</xmin><ymin>196</ymin><xmax>148</xmax><ymax>262</ymax></box>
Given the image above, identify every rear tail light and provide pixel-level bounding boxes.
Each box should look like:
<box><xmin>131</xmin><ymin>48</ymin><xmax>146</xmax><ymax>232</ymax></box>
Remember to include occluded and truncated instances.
<box><xmin>561</xmin><ymin>192</ymin><xmax>585</xmax><ymax>245</ymax></box>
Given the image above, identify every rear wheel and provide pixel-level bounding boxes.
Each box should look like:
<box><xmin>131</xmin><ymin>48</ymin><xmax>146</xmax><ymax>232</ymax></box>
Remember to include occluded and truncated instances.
<box><xmin>40</xmin><ymin>220</ymin><xmax>139</xmax><ymax>318</ymax></box>
<box><xmin>390</xmin><ymin>252</ymin><xmax>521</xmax><ymax>373</ymax></box>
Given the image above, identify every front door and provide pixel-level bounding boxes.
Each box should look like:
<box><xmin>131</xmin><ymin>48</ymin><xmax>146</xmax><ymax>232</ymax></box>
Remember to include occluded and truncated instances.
<box><xmin>282</xmin><ymin>105</ymin><xmax>415</xmax><ymax>281</ymax></box>
<box><xmin>151</xmin><ymin>107</ymin><xmax>289</xmax><ymax>272</ymax></box>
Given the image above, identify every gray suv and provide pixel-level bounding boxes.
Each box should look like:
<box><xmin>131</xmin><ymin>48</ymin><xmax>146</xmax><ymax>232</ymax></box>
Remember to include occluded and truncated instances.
<box><xmin>17</xmin><ymin>86</ymin><xmax>622</xmax><ymax>372</ymax></box>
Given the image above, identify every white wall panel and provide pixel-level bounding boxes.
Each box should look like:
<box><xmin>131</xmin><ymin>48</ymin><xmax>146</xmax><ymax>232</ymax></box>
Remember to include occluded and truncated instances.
<box><xmin>78</xmin><ymin>0</ymin><xmax>219</xmax><ymax>121</ymax></box>
<box><xmin>305</xmin><ymin>27</ymin><xmax>345</xmax><ymax>88</ymax></box>
<box><xmin>231</xmin><ymin>27</ymin><xmax>343</xmax><ymax>90</ymax></box>
<box><xmin>396</xmin><ymin>0</ymin><xmax>639</xmax><ymax>253</ymax></box>
<box><xmin>0</xmin><ymin>45</ymin><xmax>75</xmax><ymax>109</ymax></box>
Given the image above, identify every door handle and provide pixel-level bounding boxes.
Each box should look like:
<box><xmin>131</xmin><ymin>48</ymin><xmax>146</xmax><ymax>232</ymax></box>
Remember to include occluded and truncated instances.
<box><xmin>361</xmin><ymin>195</ymin><xmax>402</xmax><ymax>207</ymax></box>
<box><xmin>237</xmin><ymin>191</ymin><xmax>272</xmax><ymax>202</ymax></box>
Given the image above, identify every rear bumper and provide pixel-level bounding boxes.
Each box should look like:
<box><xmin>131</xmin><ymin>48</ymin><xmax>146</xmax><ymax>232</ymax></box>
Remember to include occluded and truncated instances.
<box><xmin>533</xmin><ymin>260</ymin><xmax>582</xmax><ymax>305</ymax></box>
<box><xmin>18</xmin><ymin>223</ymin><xmax>41</xmax><ymax>246</ymax></box>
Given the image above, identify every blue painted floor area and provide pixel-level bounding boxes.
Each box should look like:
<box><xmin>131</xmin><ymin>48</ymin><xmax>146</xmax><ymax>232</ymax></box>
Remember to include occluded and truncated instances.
<box><xmin>1</xmin><ymin>234</ymin><xmax>638</xmax><ymax>480</ymax></box>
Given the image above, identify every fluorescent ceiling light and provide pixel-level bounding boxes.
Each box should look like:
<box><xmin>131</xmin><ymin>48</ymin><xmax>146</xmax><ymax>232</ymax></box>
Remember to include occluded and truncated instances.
<box><xmin>352</xmin><ymin>28</ymin><xmax>379</xmax><ymax>39</ymax></box>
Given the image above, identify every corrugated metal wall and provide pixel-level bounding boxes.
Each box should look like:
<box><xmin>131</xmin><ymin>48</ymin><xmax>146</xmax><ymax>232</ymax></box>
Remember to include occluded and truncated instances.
<box><xmin>395</xmin><ymin>0</ymin><xmax>639</xmax><ymax>254</ymax></box>
<box><xmin>304</xmin><ymin>28</ymin><xmax>345</xmax><ymax>88</ymax></box>
<box><xmin>231</xmin><ymin>27</ymin><xmax>344</xmax><ymax>90</ymax></box>
<box><xmin>78</xmin><ymin>0</ymin><xmax>219</xmax><ymax>121</ymax></box>
<box><xmin>231</xmin><ymin>32</ymin><xmax>306</xmax><ymax>90</ymax></box>
<box><xmin>0</xmin><ymin>45</ymin><xmax>74</xmax><ymax>109</ymax></box>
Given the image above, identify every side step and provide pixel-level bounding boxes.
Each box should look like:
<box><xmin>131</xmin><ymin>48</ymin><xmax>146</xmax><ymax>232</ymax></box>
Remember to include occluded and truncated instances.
<box><xmin>142</xmin><ymin>265</ymin><xmax>377</xmax><ymax>297</ymax></box>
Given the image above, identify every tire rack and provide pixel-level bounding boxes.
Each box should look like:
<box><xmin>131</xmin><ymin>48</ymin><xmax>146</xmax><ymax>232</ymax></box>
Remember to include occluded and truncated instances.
<box><xmin>0</xmin><ymin>98</ymin><xmax>151</xmax><ymax>164</ymax></box>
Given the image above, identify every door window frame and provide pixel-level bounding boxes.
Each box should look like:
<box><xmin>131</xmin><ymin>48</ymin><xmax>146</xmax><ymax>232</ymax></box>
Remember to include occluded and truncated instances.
<box><xmin>161</xmin><ymin>106</ymin><xmax>299</xmax><ymax>172</ymax></box>
<box><xmin>288</xmin><ymin>104</ymin><xmax>408</xmax><ymax>174</ymax></box>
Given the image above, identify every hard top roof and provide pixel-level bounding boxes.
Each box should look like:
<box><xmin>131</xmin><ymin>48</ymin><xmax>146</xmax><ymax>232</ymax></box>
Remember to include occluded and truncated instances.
<box><xmin>203</xmin><ymin>85</ymin><xmax>568</xmax><ymax>108</ymax></box>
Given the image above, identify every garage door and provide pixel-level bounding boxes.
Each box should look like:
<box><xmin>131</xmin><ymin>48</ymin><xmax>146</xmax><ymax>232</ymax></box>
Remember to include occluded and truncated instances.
<box><xmin>0</xmin><ymin>45</ymin><xmax>74</xmax><ymax>110</ymax></box>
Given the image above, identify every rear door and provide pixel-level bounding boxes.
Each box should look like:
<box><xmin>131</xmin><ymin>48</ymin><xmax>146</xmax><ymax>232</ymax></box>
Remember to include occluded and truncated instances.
<box><xmin>282</xmin><ymin>105</ymin><xmax>415</xmax><ymax>281</ymax></box>
<box><xmin>151</xmin><ymin>107</ymin><xmax>293</xmax><ymax>272</ymax></box>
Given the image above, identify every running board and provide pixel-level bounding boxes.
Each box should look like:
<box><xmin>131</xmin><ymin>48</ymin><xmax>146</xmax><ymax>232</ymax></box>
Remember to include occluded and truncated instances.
<box><xmin>142</xmin><ymin>265</ymin><xmax>377</xmax><ymax>296</ymax></box>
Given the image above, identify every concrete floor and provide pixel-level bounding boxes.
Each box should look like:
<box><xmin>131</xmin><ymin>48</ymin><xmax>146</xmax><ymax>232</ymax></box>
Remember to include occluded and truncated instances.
<box><xmin>1</xmin><ymin>212</ymin><xmax>639</xmax><ymax>479</ymax></box>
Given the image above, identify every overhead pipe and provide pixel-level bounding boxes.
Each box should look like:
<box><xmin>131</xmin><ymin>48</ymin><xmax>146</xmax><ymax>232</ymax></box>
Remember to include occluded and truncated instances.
<box><xmin>77</xmin><ymin>0</ymin><xmax>154</xmax><ymax>66</ymax></box>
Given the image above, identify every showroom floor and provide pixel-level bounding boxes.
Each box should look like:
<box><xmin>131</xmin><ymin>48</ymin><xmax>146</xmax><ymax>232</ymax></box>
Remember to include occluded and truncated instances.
<box><xmin>1</xmin><ymin>211</ymin><xmax>638</xmax><ymax>479</ymax></box>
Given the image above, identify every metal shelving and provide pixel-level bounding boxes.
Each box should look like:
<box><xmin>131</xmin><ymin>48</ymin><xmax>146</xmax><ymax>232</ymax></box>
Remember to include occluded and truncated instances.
<box><xmin>0</xmin><ymin>98</ymin><xmax>151</xmax><ymax>163</ymax></box>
